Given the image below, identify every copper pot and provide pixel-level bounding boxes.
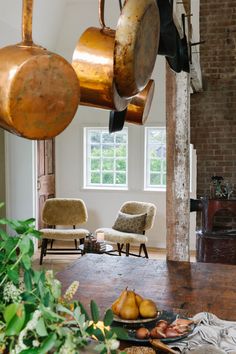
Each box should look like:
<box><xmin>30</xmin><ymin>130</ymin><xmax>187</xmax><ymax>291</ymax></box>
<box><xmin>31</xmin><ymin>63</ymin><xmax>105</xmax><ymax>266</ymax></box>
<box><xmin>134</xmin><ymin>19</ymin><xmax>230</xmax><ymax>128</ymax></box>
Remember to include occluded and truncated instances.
<box><xmin>125</xmin><ymin>79</ymin><xmax>155</xmax><ymax>125</ymax></box>
<box><xmin>0</xmin><ymin>0</ymin><xmax>80</xmax><ymax>140</ymax></box>
<box><xmin>114</xmin><ymin>0</ymin><xmax>160</xmax><ymax>98</ymax></box>
<box><xmin>72</xmin><ymin>0</ymin><xmax>129</xmax><ymax>111</ymax></box>
<box><xmin>109</xmin><ymin>79</ymin><xmax>155</xmax><ymax>133</ymax></box>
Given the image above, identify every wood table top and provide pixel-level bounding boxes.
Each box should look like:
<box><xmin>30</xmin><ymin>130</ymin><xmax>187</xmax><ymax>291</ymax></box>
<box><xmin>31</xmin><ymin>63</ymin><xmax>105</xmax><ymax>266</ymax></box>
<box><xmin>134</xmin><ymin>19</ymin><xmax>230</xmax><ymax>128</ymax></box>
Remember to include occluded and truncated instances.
<box><xmin>57</xmin><ymin>254</ymin><xmax>236</xmax><ymax>321</ymax></box>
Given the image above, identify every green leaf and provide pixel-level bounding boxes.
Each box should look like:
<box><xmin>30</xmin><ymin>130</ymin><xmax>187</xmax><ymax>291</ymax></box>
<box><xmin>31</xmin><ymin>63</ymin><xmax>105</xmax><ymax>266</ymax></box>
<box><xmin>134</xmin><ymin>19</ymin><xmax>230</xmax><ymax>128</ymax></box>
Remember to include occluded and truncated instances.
<box><xmin>40</xmin><ymin>305</ymin><xmax>64</xmax><ymax>322</ymax></box>
<box><xmin>56</xmin><ymin>304</ymin><xmax>73</xmax><ymax>316</ymax></box>
<box><xmin>78</xmin><ymin>301</ymin><xmax>90</xmax><ymax>321</ymax></box>
<box><xmin>24</xmin><ymin>270</ymin><xmax>32</xmax><ymax>291</ymax></box>
<box><xmin>21</xmin><ymin>254</ymin><xmax>31</xmax><ymax>269</ymax></box>
<box><xmin>36</xmin><ymin>317</ymin><xmax>48</xmax><ymax>337</ymax></box>
<box><xmin>7</xmin><ymin>267</ymin><xmax>19</xmax><ymax>284</ymax></box>
<box><xmin>30</xmin><ymin>229</ymin><xmax>42</xmax><ymax>239</ymax></box>
<box><xmin>103</xmin><ymin>308</ymin><xmax>113</xmax><ymax>327</ymax></box>
<box><xmin>90</xmin><ymin>300</ymin><xmax>100</xmax><ymax>324</ymax></box>
<box><xmin>50</xmin><ymin>279</ymin><xmax>61</xmax><ymax>299</ymax></box>
<box><xmin>43</xmin><ymin>291</ymin><xmax>51</xmax><ymax>307</ymax></box>
<box><xmin>4</xmin><ymin>303</ymin><xmax>18</xmax><ymax>324</ymax></box>
<box><xmin>5</xmin><ymin>304</ymin><xmax>25</xmax><ymax>336</ymax></box>
<box><xmin>20</xmin><ymin>349</ymin><xmax>39</xmax><ymax>354</ymax></box>
<box><xmin>38</xmin><ymin>333</ymin><xmax>57</xmax><ymax>354</ymax></box>
<box><xmin>110</xmin><ymin>326</ymin><xmax>129</xmax><ymax>340</ymax></box>
<box><xmin>19</xmin><ymin>237</ymin><xmax>31</xmax><ymax>254</ymax></box>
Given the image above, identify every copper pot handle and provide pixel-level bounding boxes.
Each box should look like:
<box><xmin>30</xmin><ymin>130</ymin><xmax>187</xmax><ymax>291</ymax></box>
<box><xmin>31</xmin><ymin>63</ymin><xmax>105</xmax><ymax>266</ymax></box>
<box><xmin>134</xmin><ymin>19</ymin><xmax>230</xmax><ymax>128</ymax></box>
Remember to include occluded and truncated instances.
<box><xmin>22</xmin><ymin>0</ymin><xmax>33</xmax><ymax>45</ymax></box>
<box><xmin>99</xmin><ymin>0</ymin><xmax>109</xmax><ymax>29</ymax></box>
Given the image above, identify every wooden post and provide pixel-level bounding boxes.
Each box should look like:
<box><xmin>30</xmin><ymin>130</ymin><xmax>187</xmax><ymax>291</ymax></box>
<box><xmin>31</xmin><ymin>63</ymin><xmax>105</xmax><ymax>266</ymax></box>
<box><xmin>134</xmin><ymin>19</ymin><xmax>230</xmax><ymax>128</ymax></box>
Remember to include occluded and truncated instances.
<box><xmin>166</xmin><ymin>64</ymin><xmax>190</xmax><ymax>261</ymax></box>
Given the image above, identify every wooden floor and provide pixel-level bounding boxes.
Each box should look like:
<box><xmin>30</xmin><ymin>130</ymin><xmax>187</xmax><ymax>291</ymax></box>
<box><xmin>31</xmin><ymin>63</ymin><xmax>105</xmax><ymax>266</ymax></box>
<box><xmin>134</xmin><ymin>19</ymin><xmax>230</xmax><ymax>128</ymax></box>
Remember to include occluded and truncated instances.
<box><xmin>33</xmin><ymin>241</ymin><xmax>196</xmax><ymax>273</ymax></box>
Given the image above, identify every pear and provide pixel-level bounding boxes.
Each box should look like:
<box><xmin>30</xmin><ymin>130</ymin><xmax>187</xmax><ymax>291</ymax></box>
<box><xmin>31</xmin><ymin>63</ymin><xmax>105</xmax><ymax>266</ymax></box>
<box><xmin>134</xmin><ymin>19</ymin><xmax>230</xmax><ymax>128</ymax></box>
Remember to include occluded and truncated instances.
<box><xmin>139</xmin><ymin>299</ymin><xmax>157</xmax><ymax>318</ymax></box>
<box><xmin>135</xmin><ymin>292</ymin><xmax>143</xmax><ymax>307</ymax></box>
<box><xmin>111</xmin><ymin>288</ymin><xmax>128</xmax><ymax>316</ymax></box>
<box><xmin>119</xmin><ymin>290</ymin><xmax>139</xmax><ymax>320</ymax></box>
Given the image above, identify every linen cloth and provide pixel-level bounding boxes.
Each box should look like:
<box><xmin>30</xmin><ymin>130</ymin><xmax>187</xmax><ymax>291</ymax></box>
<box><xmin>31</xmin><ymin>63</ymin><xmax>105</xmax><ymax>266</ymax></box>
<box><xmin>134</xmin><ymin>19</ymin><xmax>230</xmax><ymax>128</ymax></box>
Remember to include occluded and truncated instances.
<box><xmin>169</xmin><ymin>312</ymin><xmax>236</xmax><ymax>354</ymax></box>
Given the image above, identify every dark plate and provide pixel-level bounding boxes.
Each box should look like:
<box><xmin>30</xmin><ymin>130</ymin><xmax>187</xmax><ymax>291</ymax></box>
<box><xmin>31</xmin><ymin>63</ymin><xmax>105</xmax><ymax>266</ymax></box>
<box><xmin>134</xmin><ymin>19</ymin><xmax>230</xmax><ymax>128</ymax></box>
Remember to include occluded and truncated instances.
<box><xmin>112</xmin><ymin>310</ymin><xmax>195</xmax><ymax>344</ymax></box>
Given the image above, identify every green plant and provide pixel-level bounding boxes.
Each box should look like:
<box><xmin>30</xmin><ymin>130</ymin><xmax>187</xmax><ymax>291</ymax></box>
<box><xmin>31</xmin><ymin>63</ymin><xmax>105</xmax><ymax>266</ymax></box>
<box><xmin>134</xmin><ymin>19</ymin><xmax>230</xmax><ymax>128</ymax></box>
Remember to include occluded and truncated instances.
<box><xmin>0</xmin><ymin>203</ymin><xmax>127</xmax><ymax>353</ymax></box>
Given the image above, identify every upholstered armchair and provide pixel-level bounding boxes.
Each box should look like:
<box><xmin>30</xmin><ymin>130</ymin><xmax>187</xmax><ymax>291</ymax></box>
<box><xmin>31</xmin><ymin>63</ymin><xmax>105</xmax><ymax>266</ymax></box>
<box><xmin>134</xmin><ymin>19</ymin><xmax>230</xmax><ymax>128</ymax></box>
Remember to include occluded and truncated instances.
<box><xmin>96</xmin><ymin>201</ymin><xmax>157</xmax><ymax>258</ymax></box>
<box><xmin>39</xmin><ymin>198</ymin><xmax>89</xmax><ymax>264</ymax></box>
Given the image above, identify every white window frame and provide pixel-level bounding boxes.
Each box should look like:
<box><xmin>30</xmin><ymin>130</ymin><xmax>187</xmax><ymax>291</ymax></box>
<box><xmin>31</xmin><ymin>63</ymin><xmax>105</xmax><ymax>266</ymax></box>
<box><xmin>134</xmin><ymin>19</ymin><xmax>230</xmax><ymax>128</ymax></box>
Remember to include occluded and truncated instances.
<box><xmin>144</xmin><ymin>127</ymin><xmax>166</xmax><ymax>191</ymax></box>
<box><xmin>83</xmin><ymin>127</ymin><xmax>128</xmax><ymax>190</ymax></box>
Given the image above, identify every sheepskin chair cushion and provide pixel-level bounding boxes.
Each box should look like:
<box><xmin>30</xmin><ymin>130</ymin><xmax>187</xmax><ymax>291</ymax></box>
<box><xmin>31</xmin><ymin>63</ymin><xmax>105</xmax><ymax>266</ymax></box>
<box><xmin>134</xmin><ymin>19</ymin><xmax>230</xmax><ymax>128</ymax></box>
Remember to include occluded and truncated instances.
<box><xmin>113</xmin><ymin>211</ymin><xmax>147</xmax><ymax>234</ymax></box>
<box><xmin>42</xmin><ymin>198</ymin><xmax>88</xmax><ymax>226</ymax></box>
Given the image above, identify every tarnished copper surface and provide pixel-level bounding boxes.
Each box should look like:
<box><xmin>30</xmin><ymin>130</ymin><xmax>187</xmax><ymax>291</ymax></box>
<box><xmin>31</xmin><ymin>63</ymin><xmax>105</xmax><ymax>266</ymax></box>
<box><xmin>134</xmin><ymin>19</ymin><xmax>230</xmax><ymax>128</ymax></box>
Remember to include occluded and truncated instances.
<box><xmin>0</xmin><ymin>0</ymin><xmax>80</xmax><ymax>140</ymax></box>
<box><xmin>72</xmin><ymin>0</ymin><xmax>129</xmax><ymax>111</ymax></box>
<box><xmin>125</xmin><ymin>79</ymin><xmax>155</xmax><ymax>125</ymax></box>
<box><xmin>114</xmin><ymin>0</ymin><xmax>160</xmax><ymax>98</ymax></box>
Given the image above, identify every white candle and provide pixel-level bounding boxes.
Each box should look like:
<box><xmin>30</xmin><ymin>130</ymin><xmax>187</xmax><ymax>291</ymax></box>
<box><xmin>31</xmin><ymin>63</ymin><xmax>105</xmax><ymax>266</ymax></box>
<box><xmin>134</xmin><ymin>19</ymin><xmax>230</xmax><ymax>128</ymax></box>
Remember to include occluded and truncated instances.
<box><xmin>96</xmin><ymin>232</ymin><xmax>104</xmax><ymax>242</ymax></box>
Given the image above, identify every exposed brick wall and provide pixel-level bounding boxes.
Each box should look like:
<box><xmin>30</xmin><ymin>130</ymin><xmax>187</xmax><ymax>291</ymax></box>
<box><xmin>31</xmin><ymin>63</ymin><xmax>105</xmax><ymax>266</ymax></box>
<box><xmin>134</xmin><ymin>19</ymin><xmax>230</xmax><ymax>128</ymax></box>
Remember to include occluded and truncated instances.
<box><xmin>191</xmin><ymin>0</ymin><xmax>236</xmax><ymax>205</ymax></box>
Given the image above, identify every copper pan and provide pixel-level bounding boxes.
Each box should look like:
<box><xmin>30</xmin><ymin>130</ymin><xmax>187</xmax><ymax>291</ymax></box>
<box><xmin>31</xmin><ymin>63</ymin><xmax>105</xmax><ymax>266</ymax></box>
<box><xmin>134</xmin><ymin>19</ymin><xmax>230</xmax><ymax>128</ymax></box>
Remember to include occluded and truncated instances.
<box><xmin>72</xmin><ymin>0</ymin><xmax>130</xmax><ymax>111</ymax></box>
<box><xmin>109</xmin><ymin>79</ymin><xmax>155</xmax><ymax>133</ymax></box>
<box><xmin>0</xmin><ymin>0</ymin><xmax>80</xmax><ymax>140</ymax></box>
<box><xmin>114</xmin><ymin>0</ymin><xmax>160</xmax><ymax>98</ymax></box>
<box><xmin>125</xmin><ymin>79</ymin><xmax>155</xmax><ymax>125</ymax></box>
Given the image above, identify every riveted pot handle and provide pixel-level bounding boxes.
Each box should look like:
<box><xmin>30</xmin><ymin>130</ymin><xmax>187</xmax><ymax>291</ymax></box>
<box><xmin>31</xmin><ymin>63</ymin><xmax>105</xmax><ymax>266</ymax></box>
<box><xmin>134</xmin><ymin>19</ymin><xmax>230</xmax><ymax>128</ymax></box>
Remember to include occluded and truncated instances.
<box><xmin>22</xmin><ymin>0</ymin><xmax>33</xmax><ymax>45</ymax></box>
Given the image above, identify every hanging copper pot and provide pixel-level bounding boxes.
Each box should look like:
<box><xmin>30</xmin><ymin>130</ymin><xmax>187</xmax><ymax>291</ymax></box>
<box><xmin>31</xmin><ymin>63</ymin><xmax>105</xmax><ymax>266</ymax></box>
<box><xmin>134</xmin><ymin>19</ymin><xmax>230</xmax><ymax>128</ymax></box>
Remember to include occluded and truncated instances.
<box><xmin>109</xmin><ymin>79</ymin><xmax>155</xmax><ymax>133</ymax></box>
<box><xmin>72</xmin><ymin>0</ymin><xmax>129</xmax><ymax>111</ymax></box>
<box><xmin>0</xmin><ymin>0</ymin><xmax>80</xmax><ymax>140</ymax></box>
<box><xmin>125</xmin><ymin>79</ymin><xmax>155</xmax><ymax>125</ymax></box>
<box><xmin>114</xmin><ymin>0</ymin><xmax>160</xmax><ymax>98</ymax></box>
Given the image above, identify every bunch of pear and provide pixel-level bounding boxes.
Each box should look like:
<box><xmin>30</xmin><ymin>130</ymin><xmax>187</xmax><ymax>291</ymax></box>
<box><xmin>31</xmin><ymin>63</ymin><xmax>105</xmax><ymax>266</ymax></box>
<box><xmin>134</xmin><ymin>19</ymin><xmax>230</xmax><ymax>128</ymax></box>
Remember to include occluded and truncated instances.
<box><xmin>111</xmin><ymin>288</ymin><xmax>158</xmax><ymax>320</ymax></box>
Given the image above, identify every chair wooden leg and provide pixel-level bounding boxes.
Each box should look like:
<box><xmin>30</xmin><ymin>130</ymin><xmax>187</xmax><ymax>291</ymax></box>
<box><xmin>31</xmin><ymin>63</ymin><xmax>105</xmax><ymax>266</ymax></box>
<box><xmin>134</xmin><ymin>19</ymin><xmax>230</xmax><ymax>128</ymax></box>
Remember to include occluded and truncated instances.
<box><xmin>50</xmin><ymin>239</ymin><xmax>54</xmax><ymax>249</ymax></box>
<box><xmin>117</xmin><ymin>243</ymin><xmax>123</xmax><ymax>256</ymax></box>
<box><xmin>40</xmin><ymin>239</ymin><xmax>47</xmax><ymax>265</ymax></box>
<box><xmin>141</xmin><ymin>243</ymin><xmax>149</xmax><ymax>258</ymax></box>
<box><xmin>125</xmin><ymin>243</ymin><xmax>130</xmax><ymax>257</ymax></box>
<box><xmin>43</xmin><ymin>239</ymin><xmax>48</xmax><ymax>256</ymax></box>
<box><xmin>139</xmin><ymin>244</ymin><xmax>142</xmax><ymax>257</ymax></box>
<box><xmin>74</xmin><ymin>239</ymin><xmax>78</xmax><ymax>249</ymax></box>
<box><xmin>80</xmin><ymin>238</ymin><xmax>84</xmax><ymax>245</ymax></box>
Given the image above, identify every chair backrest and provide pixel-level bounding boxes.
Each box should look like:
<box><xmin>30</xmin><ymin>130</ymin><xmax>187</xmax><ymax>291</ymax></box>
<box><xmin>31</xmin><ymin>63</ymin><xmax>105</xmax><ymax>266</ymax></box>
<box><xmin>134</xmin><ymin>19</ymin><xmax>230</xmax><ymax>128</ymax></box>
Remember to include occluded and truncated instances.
<box><xmin>42</xmin><ymin>198</ymin><xmax>88</xmax><ymax>226</ymax></box>
<box><xmin>120</xmin><ymin>201</ymin><xmax>157</xmax><ymax>231</ymax></box>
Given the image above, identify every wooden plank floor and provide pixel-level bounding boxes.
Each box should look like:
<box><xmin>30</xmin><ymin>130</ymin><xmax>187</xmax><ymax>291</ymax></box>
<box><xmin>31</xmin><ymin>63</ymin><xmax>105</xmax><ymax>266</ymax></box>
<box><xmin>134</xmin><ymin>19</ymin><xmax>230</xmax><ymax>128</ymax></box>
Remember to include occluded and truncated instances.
<box><xmin>33</xmin><ymin>241</ymin><xmax>196</xmax><ymax>273</ymax></box>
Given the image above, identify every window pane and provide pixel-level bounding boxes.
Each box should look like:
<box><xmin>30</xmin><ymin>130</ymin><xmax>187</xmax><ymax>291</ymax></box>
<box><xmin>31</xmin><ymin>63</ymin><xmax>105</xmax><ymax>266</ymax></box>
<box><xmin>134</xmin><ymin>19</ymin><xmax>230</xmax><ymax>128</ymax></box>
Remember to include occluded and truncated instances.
<box><xmin>116</xmin><ymin>173</ymin><xmax>126</xmax><ymax>184</ymax></box>
<box><xmin>91</xmin><ymin>159</ymin><xmax>100</xmax><ymax>170</ymax></box>
<box><xmin>90</xmin><ymin>132</ymin><xmax>100</xmax><ymax>144</ymax></box>
<box><xmin>115</xmin><ymin>144</ymin><xmax>126</xmax><ymax>157</ymax></box>
<box><xmin>91</xmin><ymin>145</ymin><xmax>100</xmax><ymax>157</ymax></box>
<box><xmin>91</xmin><ymin>172</ymin><xmax>100</xmax><ymax>183</ymax></box>
<box><xmin>102</xmin><ymin>172</ymin><xmax>114</xmax><ymax>184</ymax></box>
<box><xmin>102</xmin><ymin>133</ymin><xmax>114</xmax><ymax>144</ymax></box>
<box><xmin>102</xmin><ymin>145</ymin><xmax>114</xmax><ymax>157</ymax></box>
<box><xmin>163</xmin><ymin>174</ymin><xmax>166</xmax><ymax>185</ymax></box>
<box><xmin>116</xmin><ymin>159</ymin><xmax>126</xmax><ymax>171</ymax></box>
<box><xmin>116</xmin><ymin>133</ymin><xmax>127</xmax><ymax>144</ymax></box>
<box><xmin>102</xmin><ymin>158</ymin><xmax>113</xmax><ymax>171</ymax></box>
<box><xmin>150</xmin><ymin>173</ymin><xmax>161</xmax><ymax>185</ymax></box>
<box><xmin>150</xmin><ymin>159</ymin><xmax>161</xmax><ymax>172</ymax></box>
